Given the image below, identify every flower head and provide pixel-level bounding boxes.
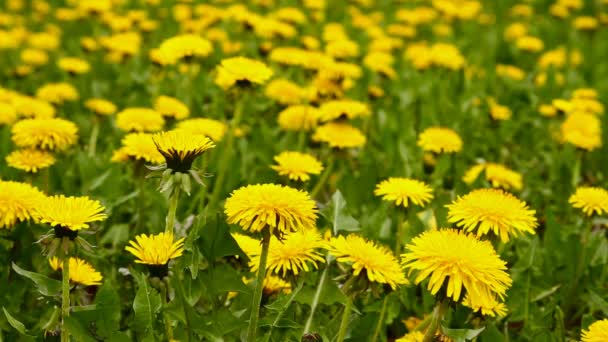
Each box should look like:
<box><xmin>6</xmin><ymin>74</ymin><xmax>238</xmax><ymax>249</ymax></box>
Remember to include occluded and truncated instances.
<box><xmin>561</xmin><ymin>112</ymin><xmax>601</xmax><ymax>151</ymax></box>
<box><xmin>271</xmin><ymin>151</ymin><xmax>323</xmax><ymax>182</ymax></box>
<box><xmin>57</xmin><ymin>57</ymin><xmax>91</xmax><ymax>74</ymax></box>
<box><xmin>374</xmin><ymin>178</ymin><xmax>433</xmax><ymax>208</ymax></box>
<box><xmin>176</xmin><ymin>118</ymin><xmax>228</xmax><ymax>142</ymax></box>
<box><xmin>0</xmin><ymin>181</ymin><xmax>45</xmax><ymax>229</ymax></box>
<box><xmin>463</xmin><ymin>163</ymin><xmax>523</xmax><ymax>191</ymax></box>
<box><xmin>582</xmin><ymin>319</ymin><xmax>608</xmax><ymax>342</ymax></box>
<box><xmin>116</xmin><ymin>108</ymin><xmax>165</xmax><ymax>132</ymax></box>
<box><xmin>396</xmin><ymin>331</ymin><xmax>424</xmax><ymax>342</ymax></box>
<box><xmin>327</xmin><ymin>234</ymin><xmax>407</xmax><ymax>289</ymax></box>
<box><xmin>6</xmin><ymin>149</ymin><xmax>56</xmax><ymax>173</ymax></box>
<box><xmin>277</xmin><ymin>105</ymin><xmax>320</xmax><ymax>131</ymax></box>
<box><xmin>152</xmin><ymin>130</ymin><xmax>215</xmax><ymax>172</ymax></box>
<box><xmin>158</xmin><ymin>34</ymin><xmax>213</xmax><ymax>65</ymax></box>
<box><xmin>154</xmin><ymin>95</ymin><xmax>190</xmax><ymax>120</ymax></box>
<box><xmin>125</xmin><ymin>232</ymin><xmax>185</xmax><ymax>265</ymax></box>
<box><xmin>402</xmin><ymin>229</ymin><xmax>512</xmax><ymax>308</ymax></box>
<box><xmin>262</xmin><ymin>275</ymin><xmax>292</xmax><ymax>296</ymax></box>
<box><xmin>462</xmin><ymin>294</ymin><xmax>507</xmax><ymax>317</ymax></box>
<box><xmin>214</xmin><ymin>57</ymin><xmax>274</xmax><ymax>90</ymax></box>
<box><xmin>36</xmin><ymin>195</ymin><xmax>107</xmax><ymax>232</ymax></box>
<box><xmin>569</xmin><ymin>186</ymin><xmax>608</xmax><ymax>216</ymax></box>
<box><xmin>112</xmin><ymin>133</ymin><xmax>164</xmax><ymax>164</ymax></box>
<box><xmin>11</xmin><ymin>118</ymin><xmax>78</xmax><ymax>151</ymax></box>
<box><xmin>318</xmin><ymin>99</ymin><xmax>371</xmax><ymax>122</ymax></box>
<box><xmin>417</xmin><ymin>127</ymin><xmax>463</xmax><ymax>154</ymax></box>
<box><xmin>36</xmin><ymin>83</ymin><xmax>79</xmax><ymax>104</ymax></box>
<box><xmin>447</xmin><ymin>189</ymin><xmax>537</xmax><ymax>242</ymax></box>
<box><xmin>312</xmin><ymin>122</ymin><xmax>366</xmax><ymax>149</ymax></box>
<box><xmin>85</xmin><ymin>98</ymin><xmax>117</xmax><ymax>116</ymax></box>
<box><xmin>49</xmin><ymin>257</ymin><xmax>102</xmax><ymax>286</ymax></box>
<box><xmin>224</xmin><ymin>184</ymin><xmax>317</xmax><ymax>237</ymax></box>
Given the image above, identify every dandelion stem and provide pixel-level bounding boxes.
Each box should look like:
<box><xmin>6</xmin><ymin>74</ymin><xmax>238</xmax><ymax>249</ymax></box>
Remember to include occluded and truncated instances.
<box><xmin>336</xmin><ymin>298</ymin><xmax>353</xmax><ymax>342</ymax></box>
<box><xmin>246</xmin><ymin>230</ymin><xmax>270</xmax><ymax>341</ymax></box>
<box><xmin>371</xmin><ymin>295</ymin><xmax>389</xmax><ymax>342</ymax></box>
<box><xmin>135</xmin><ymin>163</ymin><xmax>146</xmax><ymax>232</ymax></box>
<box><xmin>303</xmin><ymin>260</ymin><xmax>330</xmax><ymax>334</ymax></box>
<box><xmin>310</xmin><ymin>156</ymin><xmax>335</xmax><ymax>199</ymax></box>
<box><xmin>160</xmin><ymin>281</ymin><xmax>174</xmax><ymax>341</ymax></box>
<box><xmin>61</xmin><ymin>244</ymin><xmax>70</xmax><ymax>342</ymax></box>
<box><xmin>87</xmin><ymin>117</ymin><xmax>100</xmax><ymax>157</ymax></box>
<box><xmin>422</xmin><ymin>300</ymin><xmax>448</xmax><ymax>342</ymax></box>
<box><xmin>395</xmin><ymin>209</ymin><xmax>408</xmax><ymax>255</ymax></box>
<box><xmin>165</xmin><ymin>187</ymin><xmax>181</xmax><ymax>234</ymax></box>
<box><xmin>174</xmin><ymin>271</ymin><xmax>194</xmax><ymax>342</ymax></box>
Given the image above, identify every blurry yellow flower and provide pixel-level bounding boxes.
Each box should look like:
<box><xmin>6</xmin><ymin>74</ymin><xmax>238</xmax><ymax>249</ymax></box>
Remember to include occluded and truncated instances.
<box><xmin>327</xmin><ymin>234</ymin><xmax>407</xmax><ymax>289</ymax></box>
<box><xmin>49</xmin><ymin>257</ymin><xmax>103</xmax><ymax>286</ymax></box>
<box><xmin>462</xmin><ymin>294</ymin><xmax>507</xmax><ymax>317</ymax></box>
<box><xmin>277</xmin><ymin>105</ymin><xmax>320</xmax><ymax>131</ymax></box>
<box><xmin>581</xmin><ymin>319</ymin><xmax>608</xmax><ymax>342</ymax></box>
<box><xmin>569</xmin><ymin>187</ymin><xmax>608</xmax><ymax>217</ymax></box>
<box><xmin>538</xmin><ymin>47</ymin><xmax>582</xmax><ymax>69</ymax></box>
<box><xmin>265</xmin><ymin>79</ymin><xmax>311</xmax><ymax>105</ymax></box>
<box><xmin>116</xmin><ymin>107</ymin><xmax>165</xmax><ymax>132</ymax></box>
<box><xmin>85</xmin><ymin>98</ymin><xmax>117</xmax><ymax>116</ymax></box>
<box><xmin>374</xmin><ymin>178</ymin><xmax>434</xmax><ymax>208</ymax></box>
<box><xmin>36</xmin><ymin>195</ymin><xmax>107</xmax><ymax>232</ymax></box>
<box><xmin>126</xmin><ymin>232</ymin><xmax>185</xmax><ymax>265</ymax></box>
<box><xmin>28</xmin><ymin>32</ymin><xmax>60</xmax><ymax>50</ymax></box>
<box><xmin>36</xmin><ymin>83</ymin><xmax>79</xmax><ymax>104</ymax></box>
<box><xmin>504</xmin><ymin>22</ymin><xmax>527</xmax><ymax>41</ymax></box>
<box><xmin>262</xmin><ymin>275</ymin><xmax>292</xmax><ymax>296</ymax></box>
<box><xmin>0</xmin><ymin>181</ymin><xmax>45</xmax><ymax>229</ymax></box>
<box><xmin>312</xmin><ymin>122</ymin><xmax>366</xmax><ymax>149</ymax></box>
<box><xmin>496</xmin><ymin>64</ymin><xmax>525</xmax><ymax>81</ymax></box>
<box><xmin>157</xmin><ymin>34</ymin><xmax>213</xmax><ymax>65</ymax></box>
<box><xmin>318</xmin><ymin>99</ymin><xmax>371</xmax><ymax>122</ymax></box>
<box><xmin>20</xmin><ymin>48</ymin><xmax>49</xmax><ymax>66</ymax></box>
<box><xmin>214</xmin><ymin>57</ymin><xmax>273</xmax><ymax>90</ymax></box>
<box><xmin>11</xmin><ymin>118</ymin><xmax>78</xmax><ymax>151</ymax></box>
<box><xmin>573</xmin><ymin>16</ymin><xmax>599</xmax><ymax>30</ymax></box>
<box><xmin>325</xmin><ymin>39</ymin><xmax>359</xmax><ymax>59</ymax></box>
<box><xmin>538</xmin><ymin>104</ymin><xmax>557</xmax><ymax>117</ymax></box>
<box><xmin>12</xmin><ymin>96</ymin><xmax>55</xmax><ymax>118</ymax></box>
<box><xmin>516</xmin><ymin>36</ymin><xmax>544</xmax><ymax>52</ymax></box>
<box><xmin>176</xmin><ymin>118</ymin><xmax>228</xmax><ymax>142</ymax></box>
<box><xmin>535</xmin><ymin>72</ymin><xmax>565</xmax><ymax>87</ymax></box>
<box><xmin>152</xmin><ymin>130</ymin><xmax>215</xmax><ymax>172</ymax></box>
<box><xmin>6</xmin><ymin>149</ymin><xmax>55</xmax><ymax>173</ymax></box>
<box><xmin>561</xmin><ymin>112</ymin><xmax>602</xmax><ymax>151</ymax></box>
<box><xmin>271</xmin><ymin>151</ymin><xmax>323</xmax><ymax>182</ymax></box>
<box><xmin>57</xmin><ymin>57</ymin><xmax>91</xmax><ymax>74</ymax></box>
<box><xmin>417</xmin><ymin>127</ymin><xmax>463</xmax><ymax>154</ymax></box>
<box><xmin>489</xmin><ymin>101</ymin><xmax>512</xmax><ymax>121</ymax></box>
<box><xmin>154</xmin><ymin>95</ymin><xmax>190</xmax><ymax>120</ymax></box>
<box><xmin>396</xmin><ymin>331</ymin><xmax>424</xmax><ymax>342</ymax></box>
<box><xmin>463</xmin><ymin>163</ymin><xmax>523</xmax><ymax>191</ymax></box>
<box><xmin>573</xmin><ymin>88</ymin><xmax>598</xmax><ymax>100</ymax></box>
<box><xmin>112</xmin><ymin>133</ymin><xmax>164</xmax><ymax>164</ymax></box>
<box><xmin>0</xmin><ymin>102</ymin><xmax>17</xmax><ymax>125</ymax></box>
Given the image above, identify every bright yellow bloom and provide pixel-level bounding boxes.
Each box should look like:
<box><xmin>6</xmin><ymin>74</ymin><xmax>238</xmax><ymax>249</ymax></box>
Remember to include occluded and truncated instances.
<box><xmin>277</xmin><ymin>105</ymin><xmax>320</xmax><ymax>131</ymax></box>
<box><xmin>463</xmin><ymin>163</ymin><xmax>523</xmax><ymax>191</ymax></box>
<box><xmin>176</xmin><ymin>118</ymin><xmax>227</xmax><ymax>142</ymax></box>
<box><xmin>112</xmin><ymin>133</ymin><xmax>164</xmax><ymax>164</ymax></box>
<box><xmin>157</xmin><ymin>34</ymin><xmax>213</xmax><ymax>65</ymax></box>
<box><xmin>561</xmin><ymin>112</ymin><xmax>602</xmax><ymax>151</ymax></box>
<box><xmin>152</xmin><ymin>130</ymin><xmax>215</xmax><ymax>172</ymax></box>
<box><xmin>447</xmin><ymin>189</ymin><xmax>537</xmax><ymax>242</ymax></box>
<box><xmin>402</xmin><ymin>229</ymin><xmax>512</xmax><ymax>308</ymax></box>
<box><xmin>374</xmin><ymin>178</ymin><xmax>433</xmax><ymax>208</ymax></box>
<box><xmin>11</xmin><ymin>118</ymin><xmax>78</xmax><ymax>151</ymax></box>
<box><xmin>35</xmin><ymin>195</ymin><xmax>107</xmax><ymax>232</ymax></box>
<box><xmin>496</xmin><ymin>64</ymin><xmax>526</xmax><ymax>81</ymax></box>
<box><xmin>271</xmin><ymin>151</ymin><xmax>323</xmax><ymax>182</ymax></box>
<box><xmin>262</xmin><ymin>275</ymin><xmax>292</xmax><ymax>295</ymax></box>
<box><xmin>125</xmin><ymin>232</ymin><xmax>185</xmax><ymax>265</ymax></box>
<box><xmin>489</xmin><ymin>101</ymin><xmax>512</xmax><ymax>121</ymax></box>
<box><xmin>116</xmin><ymin>107</ymin><xmax>165</xmax><ymax>132</ymax></box>
<box><xmin>49</xmin><ymin>257</ymin><xmax>103</xmax><ymax>286</ymax></box>
<box><xmin>0</xmin><ymin>181</ymin><xmax>45</xmax><ymax>229</ymax></box>
<box><xmin>6</xmin><ymin>149</ymin><xmax>55</xmax><ymax>173</ymax></box>
<box><xmin>417</xmin><ymin>127</ymin><xmax>462</xmax><ymax>154</ymax></box>
<box><xmin>516</xmin><ymin>36</ymin><xmax>544</xmax><ymax>52</ymax></box>
<box><xmin>396</xmin><ymin>331</ymin><xmax>424</xmax><ymax>342</ymax></box>
<box><xmin>581</xmin><ymin>319</ymin><xmax>608</xmax><ymax>342</ymax></box>
<box><xmin>214</xmin><ymin>57</ymin><xmax>273</xmax><ymax>90</ymax></box>
<box><xmin>224</xmin><ymin>184</ymin><xmax>317</xmax><ymax>237</ymax></box>
<box><xmin>462</xmin><ymin>294</ymin><xmax>508</xmax><ymax>317</ymax></box>
<box><xmin>0</xmin><ymin>102</ymin><xmax>17</xmax><ymax>125</ymax></box>
<box><xmin>538</xmin><ymin>104</ymin><xmax>557</xmax><ymax>117</ymax></box>
<box><xmin>232</xmin><ymin>232</ymin><xmax>261</xmax><ymax>258</ymax></box>
<box><xmin>85</xmin><ymin>98</ymin><xmax>117</xmax><ymax>116</ymax></box>
<box><xmin>328</xmin><ymin>234</ymin><xmax>407</xmax><ymax>289</ymax></box>
<box><xmin>312</xmin><ymin>122</ymin><xmax>366</xmax><ymax>149</ymax></box>
<box><xmin>569</xmin><ymin>187</ymin><xmax>608</xmax><ymax>216</ymax></box>
<box><xmin>318</xmin><ymin>99</ymin><xmax>371</xmax><ymax>122</ymax></box>
<box><xmin>154</xmin><ymin>95</ymin><xmax>190</xmax><ymax>120</ymax></box>
<box><xmin>13</xmin><ymin>96</ymin><xmax>55</xmax><ymax>119</ymax></box>
<box><xmin>265</xmin><ymin>79</ymin><xmax>312</xmax><ymax>105</ymax></box>
<box><xmin>57</xmin><ymin>57</ymin><xmax>90</xmax><ymax>74</ymax></box>
<box><xmin>36</xmin><ymin>83</ymin><xmax>79</xmax><ymax>105</ymax></box>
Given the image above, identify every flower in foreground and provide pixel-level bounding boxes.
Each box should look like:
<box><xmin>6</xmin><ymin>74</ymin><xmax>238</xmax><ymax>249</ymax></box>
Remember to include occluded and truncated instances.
<box><xmin>569</xmin><ymin>186</ymin><xmax>608</xmax><ymax>217</ymax></box>
<box><xmin>447</xmin><ymin>188</ymin><xmax>538</xmax><ymax>242</ymax></box>
<box><xmin>327</xmin><ymin>234</ymin><xmax>408</xmax><ymax>289</ymax></box>
<box><xmin>11</xmin><ymin>118</ymin><xmax>78</xmax><ymax>151</ymax></box>
<box><xmin>374</xmin><ymin>177</ymin><xmax>434</xmax><ymax>208</ymax></box>
<box><xmin>152</xmin><ymin>130</ymin><xmax>215</xmax><ymax>172</ymax></box>
<box><xmin>35</xmin><ymin>195</ymin><xmax>107</xmax><ymax>233</ymax></box>
<box><xmin>125</xmin><ymin>232</ymin><xmax>185</xmax><ymax>265</ymax></box>
<box><xmin>49</xmin><ymin>257</ymin><xmax>102</xmax><ymax>286</ymax></box>
<box><xmin>417</xmin><ymin>127</ymin><xmax>463</xmax><ymax>154</ymax></box>
<box><xmin>6</xmin><ymin>149</ymin><xmax>56</xmax><ymax>173</ymax></box>
<box><xmin>271</xmin><ymin>151</ymin><xmax>323</xmax><ymax>182</ymax></box>
<box><xmin>224</xmin><ymin>184</ymin><xmax>317</xmax><ymax>238</ymax></box>
<box><xmin>214</xmin><ymin>56</ymin><xmax>274</xmax><ymax>90</ymax></box>
<box><xmin>581</xmin><ymin>319</ymin><xmax>608</xmax><ymax>342</ymax></box>
<box><xmin>402</xmin><ymin>229</ymin><xmax>512</xmax><ymax>308</ymax></box>
<box><xmin>0</xmin><ymin>181</ymin><xmax>45</xmax><ymax>229</ymax></box>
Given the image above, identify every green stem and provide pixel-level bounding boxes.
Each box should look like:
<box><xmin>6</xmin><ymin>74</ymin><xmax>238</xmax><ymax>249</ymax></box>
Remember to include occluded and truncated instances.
<box><xmin>336</xmin><ymin>298</ymin><xmax>353</xmax><ymax>342</ymax></box>
<box><xmin>371</xmin><ymin>295</ymin><xmax>389</xmax><ymax>342</ymax></box>
<box><xmin>572</xmin><ymin>151</ymin><xmax>582</xmax><ymax>188</ymax></box>
<box><xmin>395</xmin><ymin>209</ymin><xmax>408</xmax><ymax>255</ymax></box>
<box><xmin>414</xmin><ymin>314</ymin><xmax>433</xmax><ymax>332</ymax></box>
<box><xmin>174</xmin><ymin>271</ymin><xmax>193</xmax><ymax>342</ymax></box>
<box><xmin>160</xmin><ymin>282</ymin><xmax>174</xmax><ymax>341</ymax></box>
<box><xmin>246</xmin><ymin>231</ymin><xmax>270</xmax><ymax>342</ymax></box>
<box><xmin>296</xmin><ymin>130</ymin><xmax>307</xmax><ymax>151</ymax></box>
<box><xmin>303</xmin><ymin>260</ymin><xmax>330</xmax><ymax>334</ymax></box>
<box><xmin>310</xmin><ymin>156</ymin><xmax>335</xmax><ymax>199</ymax></box>
<box><xmin>165</xmin><ymin>187</ymin><xmax>181</xmax><ymax>234</ymax></box>
<box><xmin>266</xmin><ymin>282</ymin><xmax>304</xmax><ymax>341</ymax></box>
<box><xmin>570</xmin><ymin>225</ymin><xmax>592</xmax><ymax>300</ymax></box>
<box><xmin>136</xmin><ymin>163</ymin><xmax>146</xmax><ymax>233</ymax></box>
<box><xmin>422</xmin><ymin>300</ymin><xmax>448</xmax><ymax>342</ymax></box>
<box><xmin>61</xmin><ymin>246</ymin><xmax>70</xmax><ymax>342</ymax></box>
<box><xmin>87</xmin><ymin>117</ymin><xmax>100</xmax><ymax>157</ymax></box>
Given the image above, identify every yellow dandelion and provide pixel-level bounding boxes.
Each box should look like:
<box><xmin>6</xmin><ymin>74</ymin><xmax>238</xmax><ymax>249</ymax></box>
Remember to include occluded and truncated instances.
<box><xmin>36</xmin><ymin>83</ymin><xmax>79</xmax><ymax>105</ymax></box>
<box><xmin>417</xmin><ymin>127</ymin><xmax>463</xmax><ymax>154</ymax></box>
<box><xmin>154</xmin><ymin>95</ymin><xmax>190</xmax><ymax>120</ymax></box>
<box><xmin>271</xmin><ymin>151</ymin><xmax>323</xmax><ymax>182</ymax></box>
<box><xmin>462</xmin><ymin>294</ymin><xmax>508</xmax><ymax>317</ymax></box>
<box><xmin>265</xmin><ymin>79</ymin><xmax>311</xmax><ymax>105</ymax></box>
<box><xmin>224</xmin><ymin>184</ymin><xmax>318</xmax><ymax>237</ymax></box>
<box><xmin>277</xmin><ymin>105</ymin><xmax>320</xmax><ymax>132</ymax></box>
<box><xmin>374</xmin><ymin>178</ymin><xmax>434</xmax><ymax>208</ymax></box>
<box><xmin>152</xmin><ymin>130</ymin><xmax>215</xmax><ymax>172</ymax></box>
<box><xmin>462</xmin><ymin>163</ymin><xmax>523</xmax><ymax>191</ymax></box>
<box><xmin>262</xmin><ymin>275</ymin><xmax>292</xmax><ymax>296</ymax></box>
<box><xmin>125</xmin><ymin>232</ymin><xmax>185</xmax><ymax>265</ymax></box>
<box><xmin>112</xmin><ymin>133</ymin><xmax>165</xmax><ymax>164</ymax></box>
<box><xmin>214</xmin><ymin>56</ymin><xmax>274</xmax><ymax>90</ymax></box>
<box><xmin>35</xmin><ymin>195</ymin><xmax>107</xmax><ymax>232</ymax></box>
<box><xmin>447</xmin><ymin>188</ymin><xmax>538</xmax><ymax>242</ymax></box>
<box><xmin>13</xmin><ymin>96</ymin><xmax>56</xmax><ymax>119</ymax></box>
<box><xmin>582</xmin><ymin>319</ymin><xmax>608</xmax><ymax>342</ymax></box>
<box><xmin>49</xmin><ymin>257</ymin><xmax>103</xmax><ymax>286</ymax></box>
<box><xmin>561</xmin><ymin>112</ymin><xmax>601</xmax><ymax>151</ymax></box>
<box><xmin>0</xmin><ymin>181</ymin><xmax>45</xmax><ymax>229</ymax></box>
<box><xmin>327</xmin><ymin>234</ymin><xmax>408</xmax><ymax>289</ymax></box>
<box><xmin>402</xmin><ymin>229</ymin><xmax>512</xmax><ymax>307</ymax></box>
<box><xmin>85</xmin><ymin>98</ymin><xmax>117</xmax><ymax>116</ymax></box>
<box><xmin>57</xmin><ymin>57</ymin><xmax>91</xmax><ymax>74</ymax></box>
<box><xmin>232</xmin><ymin>232</ymin><xmax>262</xmax><ymax>258</ymax></box>
<box><xmin>396</xmin><ymin>331</ymin><xmax>424</xmax><ymax>342</ymax></box>
<box><xmin>176</xmin><ymin>118</ymin><xmax>228</xmax><ymax>142</ymax></box>
<box><xmin>11</xmin><ymin>118</ymin><xmax>78</xmax><ymax>151</ymax></box>
<box><xmin>157</xmin><ymin>34</ymin><xmax>213</xmax><ymax>65</ymax></box>
<box><xmin>312</xmin><ymin>122</ymin><xmax>367</xmax><ymax>149</ymax></box>
<box><xmin>569</xmin><ymin>187</ymin><xmax>608</xmax><ymax>216</ymax></box>
<box><xmin>116</xmin><ymin>107</ymin><xmax>165</xmax><ymax>132</ymax></box>
<box><xmin>6</xmin><ymin>149</ymin><xmax>55</xmax><ymax>173</ymax></box>
<box><xmin>0</xmin><ymin>102</ymin><xmax>17</xmax><ymax>125</ymax></box>
<box><xmin>318</xmin><ymin>99</ymin><xmax>371</xmax><ymax>122</ymax></box>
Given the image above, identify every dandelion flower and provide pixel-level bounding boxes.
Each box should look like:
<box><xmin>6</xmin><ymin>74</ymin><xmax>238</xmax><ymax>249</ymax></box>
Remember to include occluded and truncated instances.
<box><xmin>158</xmin><ymin>34</ymin><xmax>213</xmax><ymax>65</ymax></box>
<box><xmin>116</xmin><ymin>107</ymin><xmax>165</xmax><ymax>132</ymax></box>
<box><xmin>447</xmin><ymin>188</ymin><xmax>537</xmax><ymax>242</ymax></box>
<box><xmin>277</xmin><ymin>105</ymin><xmax>320</xmax><ymax>131</ymax></box>
<box><xmin>232</xmin><ymin>232</ymin><xmax>262</xmax><ymax>258</ymax></box>
<box><xmin>13</xmin><ymin>96</ymin><xmax>55</xmax><ymax>119</ymax></box>
<box><xmin>312</xmin><ymin>122</ymin><xmax>366</xmax><ymax>149</ymax></box>
<box><xmin>214</xmin><ymin>56</ymin><xmax>273</xmax><ymax>90</ymax></box>
<box><xmin>569</xmin><ymin>187</ymin><xmax>608</xmax><ymax>216</ymax></box>
<box><xmin>262</xmin><ymin>275</ymin><xmax>292</xmax><ymax>295</ymax></box>
<box><xmin>374</xmin><ymin>178</ymin><xmax>434</xmax><ymax>208</ymax></box>
<box><xmin>57</xmin><ymin>57</ymin><xmax>91</xmax><ymax>74</ymax></box>
<box><xmin>271</xmin><ymin>151</ymin><xmax>323</xmax><ymax>182</ymax></box>
<box><xmin>176</xmin><ymin>118</ymin><xmax>228</xmax><ymax>142</ymax></box>
<box><xmin>49</xmin><ymin>257</ymin><xmax>102</xmax><ymax>286</ymax></box>
<box><xmin>327</xmin><ymin>234</ymin><xmax>408</xmax><ymax>289</ymax></box>
<box><xmin>561</xmin><ymin>112</ymin><xmax>601</xmax><ymax>151</ymax></box>
<box><xmin>417</xmin><ymin>127</ymin><xmax>463</xmax><ymax>154</ymax></box>
<box><xmin>6</xmin><ymin>149</ymin><xmax>55</xmax><ymax>173</ymax></box>
<box><xmin>402</xmin><ymin>229</ymin><xmax>512</xmax><ymax>307</ymax></box>
<box><xmin>85</xmin><ymin>98</ymin><xmax>117</xmax><ymax>116</ymax></box>
<box><xmin>154</xmin><ymin>95</ymin><xmax>190</xmax><ymax>120</ymax></box>
<box><xmin>125</xmin><ymin>232</ymin><xmax>185</xmax><ymax>265</ymax></box>
<box><xmin>0</xmin><ymin>102</ymin><xmax>17</xmax><ymax>125</ymax></box>
<box><xmin>582</xmin><ymin>319</ymin><xmax>608</xmax><ymax>342</ymax></box>
<box><xmin>152</xmin><ymin>130</ymin><xmax>215</xmax><ymax>172</ymax></box>
<box><xmin>0</xmin><ymin>181</ymin><xmax>45</xmax><ymax>229</ymax></box>
<box><xmin>36</xmin><ymin>83</ymin><xmax>79</xmax><ymax>104</ymax></box>
<box><xmin>463</xmin><ymin>163</ymin><xmax>523</xmax><ymax>191</ymax></box>
<box><xmin>112</xmin><ymin>133</ymin><xmax>165</xmax><ymax>164</ymax></box>
<box><xmin>35</xmin><ymin>195</ymin><xmax>107</xmax><ymax>233</ymax></box>
<box><xmin>462</xmin><ymin>294</ymin><xmax>508</xmax><ymax>317</ymax></box>
<box><xmin>318</xmin><ymin>99</ymin><xmax>371</xmax><ymax>122</ymax></box>
<box><xmin>11</xmin><ymin>118</ymin><xmax>78</xmax><ymax>151</ymax></box>
<box><xmin>224</xmin><ymin>184</ymin><xmax>317</xmax><ymax>237</ymax></box>
<box><xmin>396</xmin><ymin>331</ymin><xmax>424</xmax><ymax>342</ymax></box>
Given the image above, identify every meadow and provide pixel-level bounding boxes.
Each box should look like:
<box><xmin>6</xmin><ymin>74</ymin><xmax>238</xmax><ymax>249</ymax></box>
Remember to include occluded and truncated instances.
<box><xmin>0</xmin><ymin>0</ymin><xmax>607</xmax><ymax>341</ymax></box>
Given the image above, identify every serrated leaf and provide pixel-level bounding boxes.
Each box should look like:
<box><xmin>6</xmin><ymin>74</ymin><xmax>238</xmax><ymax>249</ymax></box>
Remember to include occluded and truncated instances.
<box><xmin>133</xmin><ymin>277</ymin><xmax>162</xmax><ymax>336</ymax></box>
<box><xmin>3</xmin><ymin>307</ymin><xmax>33</xmax><ymax>336</ymax></box>
<box><xmin>322</xmin><ymin>190</ymin><xmax>360</xmax><ymax>235</ymax></box>
<box><xmin>12</xmin><ymin>262</ymin><xmax>61</xmax><ymax>296</ymax></box>
<box><xmin>199</xmin><ymin>214</ymin><xmax>243</xmax><ymax>262</ymax></box>
<box><xmin>95</xmin><ymin>284</ymin><xmax>121</xmax><ymax>337</ymax></box>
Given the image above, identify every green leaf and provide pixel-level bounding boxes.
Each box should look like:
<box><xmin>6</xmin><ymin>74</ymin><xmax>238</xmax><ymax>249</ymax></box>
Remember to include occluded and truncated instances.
<box><xmin>441</xmin><ymin>326</ymin><xmax>485</xmax><ymax>342</ymax></box>
<box><xmin>64</xmin><ymin>316</ymin><xmax>97</xmax><ymax>342</ymax></box>
<box><xmin>12</xmin><ymin>262</ymin><xmax>61</xmax><ymax>296</ymax></box>
<box><xmin>322</xmin><ymin>190</ymin><xmax>360</xmax><ymax>235</ymax></box>
<box><xmin>200</xmin><ymin>264</ymin><xmax>250</xmax><ymax>298</ymax></box>
<box><xmin>3</xmin><ymin>307</ymin><xmax>33</xmax><ymax>336</ymax></box>
<box><xmin>100</xmin><ymin>224</ymin><xmax>129</xmax><ymax>248</ymax></box>
<box><xmin>133</xmin><ymin>276</ymin><xmax>162</xmax><ymax>336</ymax></box>
<box><xmin>95</xmin><ymin>283</ymin><xmax>121</xmax><ymax>337</ymax></box>
<box><xmin>587</xmin><ymin>289</ymin><xmax>608</xmax><ymax>316</ymax></box>
<box><xmin>198</xmin><ymin>214</ymin><xmax>243</xmax><ymax>262</ymax></box>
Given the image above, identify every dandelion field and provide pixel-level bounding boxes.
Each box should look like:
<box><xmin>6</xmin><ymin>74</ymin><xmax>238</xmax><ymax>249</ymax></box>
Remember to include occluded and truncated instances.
<box><xmin>1</xmin><ymin>0</ymin><xmax>608</xmax><ymax>341</ymax></box>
